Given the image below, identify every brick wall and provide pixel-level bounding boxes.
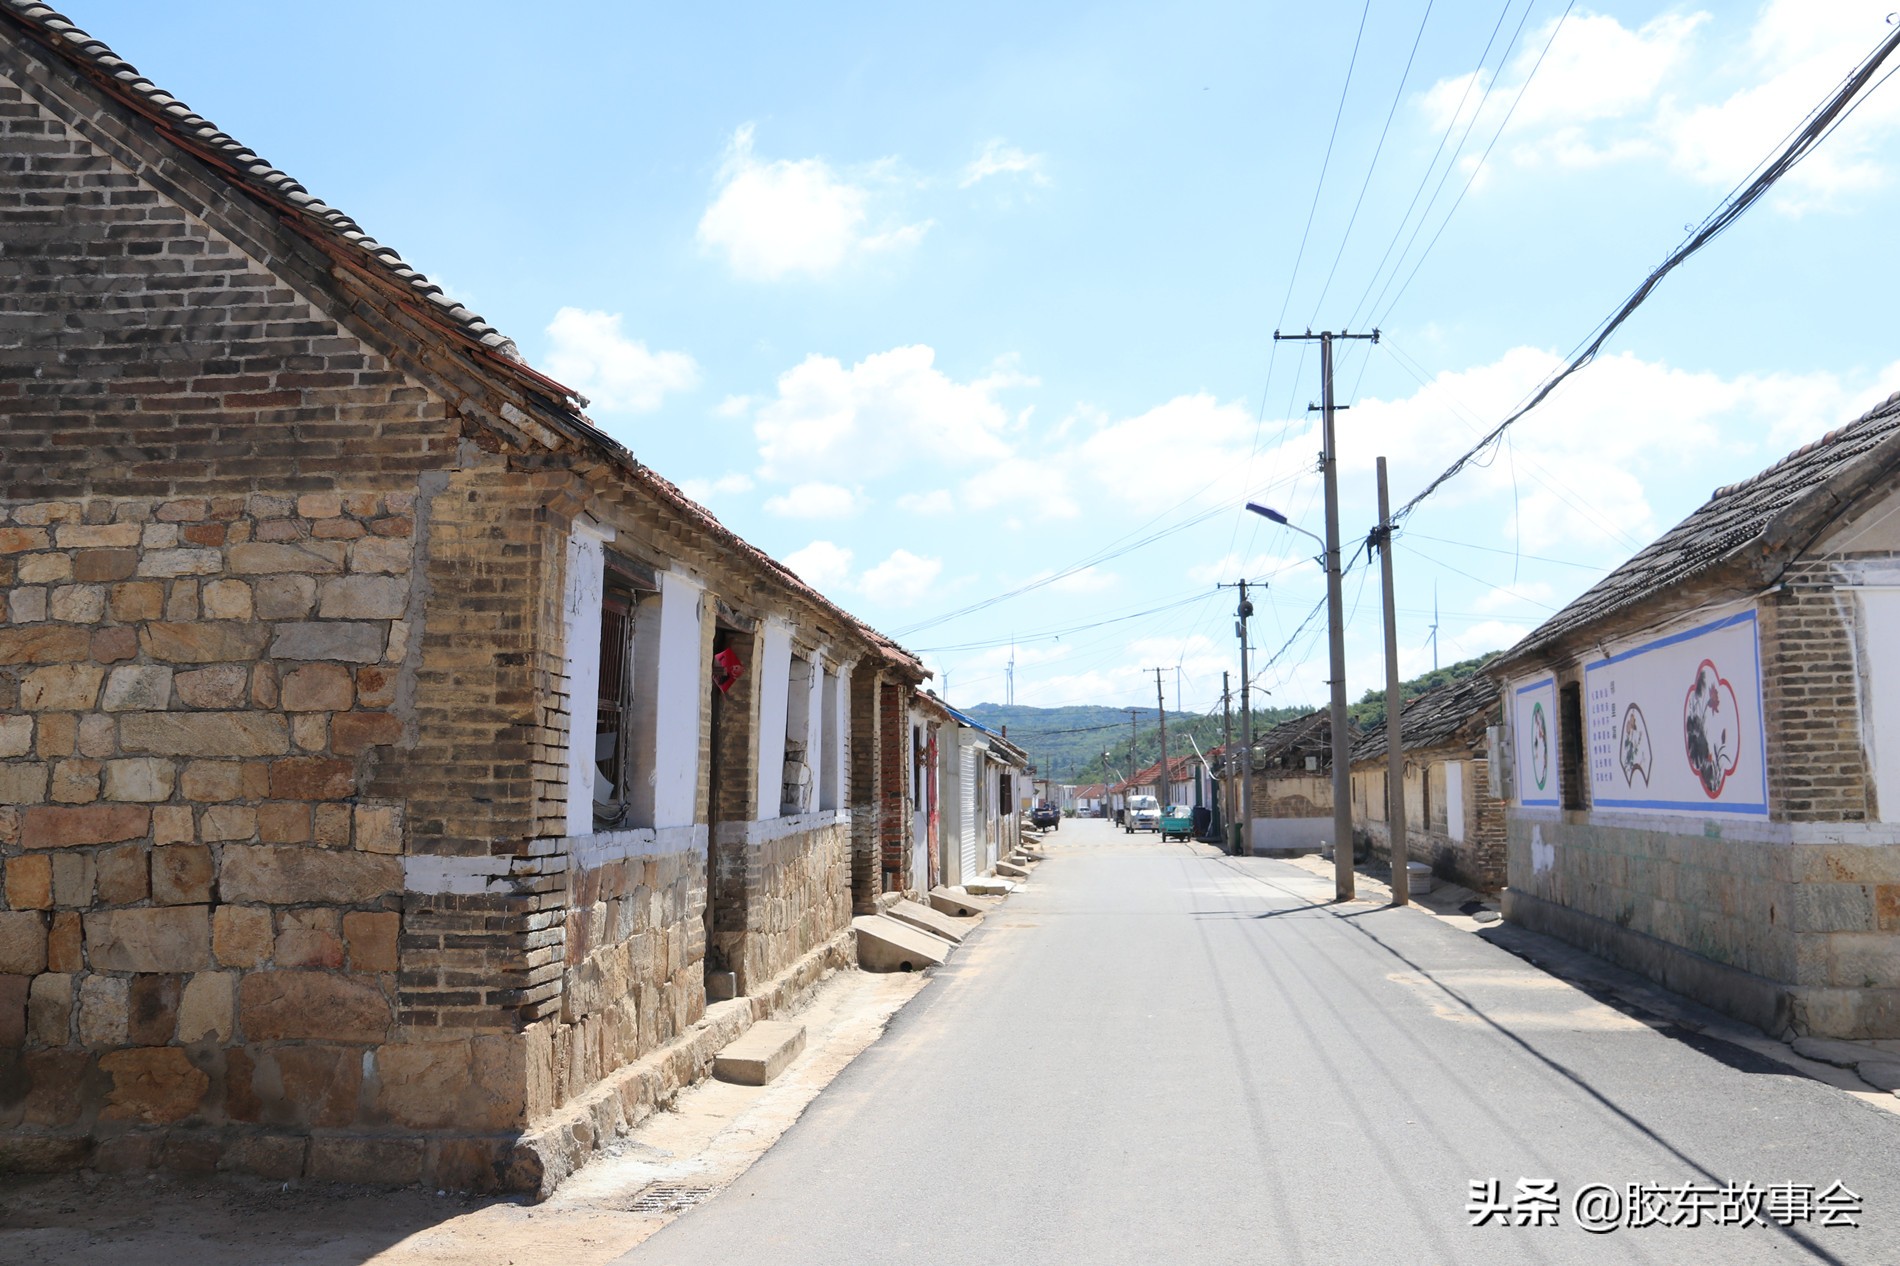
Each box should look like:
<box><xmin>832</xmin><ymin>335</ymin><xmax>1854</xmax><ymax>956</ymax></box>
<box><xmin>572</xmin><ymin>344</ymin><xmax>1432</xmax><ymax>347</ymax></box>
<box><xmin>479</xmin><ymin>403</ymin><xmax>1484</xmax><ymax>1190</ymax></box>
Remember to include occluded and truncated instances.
<box><xmin>0</xmin><ymin>62</ymin><xmax>457</xmax><ymax>501</ymax></box>
<box><xmin>878</xmin><ymin>679</ymin><xmax>908</xmax><ymax>893</ymax></box>
<box><xmin>1760</xmin><ymin>566</ymin><xmax>1873</xmax><ymax>822</ymax></box>
<box><xmin>848</xmin><ymin>667</ymin><xmax>881</xmax><ymax>915</ymax></box>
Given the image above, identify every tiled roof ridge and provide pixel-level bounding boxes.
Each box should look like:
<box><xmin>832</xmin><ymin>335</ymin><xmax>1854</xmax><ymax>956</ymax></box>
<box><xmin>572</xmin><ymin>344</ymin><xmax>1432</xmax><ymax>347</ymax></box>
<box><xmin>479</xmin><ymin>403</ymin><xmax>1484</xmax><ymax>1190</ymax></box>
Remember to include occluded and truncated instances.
<box><xmin>1500</xmin><ymin>389</ymin><xmax>1900</xmax><ymax>666</ymax></box>
<box><xmin>0</xmin><ymin>2</ymin><xmax>548</xmax><ymax>380</ymax></box>
<box><xmin>0</xmin><ymin>2</ymin><xmax>926</xmax><ymax>677</ymax></box>
<box><xmin>1708</xmin><ymin>390</ymin><xmax>1900</xmax><ymax>502</ymax></box>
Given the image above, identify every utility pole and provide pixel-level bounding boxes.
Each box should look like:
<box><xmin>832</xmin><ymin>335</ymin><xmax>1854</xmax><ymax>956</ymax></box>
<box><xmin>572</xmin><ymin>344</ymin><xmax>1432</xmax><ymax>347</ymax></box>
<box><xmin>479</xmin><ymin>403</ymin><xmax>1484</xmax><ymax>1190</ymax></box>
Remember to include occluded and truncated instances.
<box><xmin>1215</xmin><ymin>579</ymin><xmax>1257</xmax><ymax>855</ymax></box>
<box><xmin>1220</xmin><ymin>671</ymin><xmax>1235</xmax><ymax>851</ymax></box>
<box><xmin>1276</xmin><ymin>327</ymin><xmax>1377</xmax><ymax>900</ymax></box>
<box><xmin>1152</xmin><ymin>668</ymin><xmax>1170</xmax><ymax>809</ymax></box>
<box><xmin>1375</xmin><ymin>457</ymin><xmax>1407</xmax><ymax>907</ymax></box>
<box><xmin>1126</xmin><ymin>708</ymin><xmax>1141</xmax><ymax>796</ymax></box>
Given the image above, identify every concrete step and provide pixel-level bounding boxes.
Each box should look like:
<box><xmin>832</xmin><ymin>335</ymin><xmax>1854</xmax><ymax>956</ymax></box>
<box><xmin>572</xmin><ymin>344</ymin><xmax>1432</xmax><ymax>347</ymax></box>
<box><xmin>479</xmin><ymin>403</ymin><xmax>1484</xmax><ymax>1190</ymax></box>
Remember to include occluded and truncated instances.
<box><xmin>995</xmin><ymin>860</ymin><xmax>1030</xmax><ymax>880</ymax></box>
<box><xmin>853</xmin><ymin>914</ymin><xmax>953</xmax><ymax>972</ymax></box>
<box><xmin>713</xmin><ymin>1020</ymin><xmax>807</xmax><ymax>1086</ymax></box>
<box><xmin>963</xmin><ymin>877</ymin><xmax>1016</xmax><ymax>896</ymax></box>
<box><xmin>886</xmin><ymin>898</ymin><xmax>975</xmax><ymax>944</ymax></box>
<box><xmin>928</xmin><ymin>886</ymin><xmax>995</xmax><ymax>918</ymax></box>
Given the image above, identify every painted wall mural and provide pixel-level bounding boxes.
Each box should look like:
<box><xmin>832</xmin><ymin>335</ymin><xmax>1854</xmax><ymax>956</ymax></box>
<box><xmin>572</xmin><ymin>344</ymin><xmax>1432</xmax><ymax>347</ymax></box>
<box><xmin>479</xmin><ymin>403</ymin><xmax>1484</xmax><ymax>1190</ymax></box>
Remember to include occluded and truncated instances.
<box><xmin>1513</xmin><ymin>676</ymin><xmax>1559</xmax><ymax>808</ymax></box>
<box><xmin>1584</xmin><ymin>610</ymin><xmax>1766</xmax><ymax>815</ymax></box>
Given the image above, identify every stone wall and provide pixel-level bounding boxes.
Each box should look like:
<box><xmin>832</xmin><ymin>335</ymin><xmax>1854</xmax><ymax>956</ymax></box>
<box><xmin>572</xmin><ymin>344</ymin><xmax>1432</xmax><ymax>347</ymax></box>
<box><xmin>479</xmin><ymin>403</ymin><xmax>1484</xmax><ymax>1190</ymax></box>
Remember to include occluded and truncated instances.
<box><xmin>0</xmin><ymin>490</ymin><xmax>424</xmax><ymax>1176</ymax></box>
<box><xmin>1505</xmin><ymin>814</ymin><xmax>1900</xmax><ymax>1038</ymax></box>
<box><xmin>714</xmin><ymin>815</ymin><xmax>850</xmax><ymax>994</ymax></box>
<box><xmin>539</xmin><ymin>837</ymin><xmax>705</xmax><ymax>1119</ymax></box>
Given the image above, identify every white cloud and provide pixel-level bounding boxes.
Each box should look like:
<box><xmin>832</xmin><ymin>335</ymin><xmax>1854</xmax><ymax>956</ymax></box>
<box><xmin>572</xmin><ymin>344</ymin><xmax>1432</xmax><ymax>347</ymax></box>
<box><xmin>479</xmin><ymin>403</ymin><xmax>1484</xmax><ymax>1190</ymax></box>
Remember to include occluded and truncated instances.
<box><xmin>696</xmin><ymin>124</ymin><xmax>929</xmax><ymax>280</ymax></box>
<box><xmin>782</xmin><ymin>540</ymin><xmax>854</xmax><ymax>590</ymax></box>
<box><xmin>960</xmin><ymin>139</ymin><xmax>1049</xmax><ymax>188</ymax></box>
<box><xmin>713</xmin><ymin>394</ymin><xmax>754</xmax><ymax>419</ymax></box>
<box><xmin>754</xmin><ymin>345</ymin><xmax>1031</xmax><ymax>481</ymax></box>
<box><xmin>677</xmin><ymin>472</ymin><xmax>755</xmax><ymax>503</ymax></box>
<box><xmin>542</xmin><ymin>308</ymin><xmax>700</xmax><ymax>413</ymax></box>
<box><xmin>1660</xmin><ymin>3</ymin><xmax>1900</xmax><ymax>208</ymax></box>
<box><xmin>960</xmin><ymin>455</ymin><xmax>1078</xmax><ymax>519</ymax></box>
<box><xmin>859</xmin><ymin>549</ymin><xmax>943</xmax><ymax>605</ymax></box>
<box><xmin>1474</xmin><ymin>581</ymin><xmax>1556</xmax><ymax>613</ymax></box>
<box><xmin>1070</xmin><ymin>392</ymin><xmax>1266</xmax><ymax>511</ymax></box>
<box><xmin>1420</xmin><ymin>3</ymin><xmax>1900</xmax><ymax>208</ymax></box>
<box><xmin>897</xmin><ymin>489</ymin><xmax>957</xmax><ymax>516</ymax></box>
<box><xmin>764</xmin><ymin>481</ymin><xmax>860</xmax><ymax>519</ymax></box>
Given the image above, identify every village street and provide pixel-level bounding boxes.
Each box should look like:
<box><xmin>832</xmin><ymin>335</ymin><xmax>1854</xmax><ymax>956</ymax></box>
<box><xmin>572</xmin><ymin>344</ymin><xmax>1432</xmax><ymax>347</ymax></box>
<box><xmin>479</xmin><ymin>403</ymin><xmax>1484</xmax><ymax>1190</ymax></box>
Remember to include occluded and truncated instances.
<box><xmin>624</xmin><ymin>815</ymin><xmax>1900</xmax><ymax>1266</ymax></box>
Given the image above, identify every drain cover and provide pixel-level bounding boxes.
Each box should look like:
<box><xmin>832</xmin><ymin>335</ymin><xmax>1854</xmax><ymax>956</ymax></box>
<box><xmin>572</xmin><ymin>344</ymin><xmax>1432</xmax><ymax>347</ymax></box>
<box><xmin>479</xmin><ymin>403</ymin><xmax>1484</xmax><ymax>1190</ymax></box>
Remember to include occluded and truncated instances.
<box><xmin>625</xmin><ymin>1184</ymin><xmax>714</xmax><ymax>1214</ymax></box>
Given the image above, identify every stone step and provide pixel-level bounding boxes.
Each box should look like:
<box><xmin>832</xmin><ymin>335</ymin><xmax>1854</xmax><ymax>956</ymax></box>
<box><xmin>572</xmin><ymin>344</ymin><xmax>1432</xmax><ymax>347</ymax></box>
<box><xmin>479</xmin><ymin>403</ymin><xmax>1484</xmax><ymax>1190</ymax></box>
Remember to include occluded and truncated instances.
<box><xmin>928</xmin><ymin>886</ymin><xmax>994</xmax><ymax>918</ymax></box>
<box><xmin>853</xmin><ymin>914</ymin><xmax>952</xmax><ymax>972</ymax></box>
<box><xmin>713</xmin><ymin>1020</ymin><xmax>807</xmax><ymax>1086</ymax></box>
<box><xmin>995</xmin><ymin>860</ymin><xmax>1030</xmax><ymax>880</ymax></box>
<box><xmin>962</xmin><ymin>877</ymin><xmax>1016</xmax><ymax>896</ymax></box>
<box><xmin>886</xmin><ymin>897</ymin><xmax>975</xmax><ymax>944</ymax></box>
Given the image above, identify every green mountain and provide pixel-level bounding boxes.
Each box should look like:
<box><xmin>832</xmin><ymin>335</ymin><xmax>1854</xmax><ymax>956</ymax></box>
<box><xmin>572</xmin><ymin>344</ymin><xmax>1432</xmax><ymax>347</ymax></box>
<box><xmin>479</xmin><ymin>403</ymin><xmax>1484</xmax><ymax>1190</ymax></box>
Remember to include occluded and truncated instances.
<box><xmin>959</xmin><ymin>701</ymin><xmax>1309</xmax><ymax>785</ymax></box>
<box><xmin>1346</xmin><ymin>652</ymin><xmax>1501</xmax><ymax>730</ymax></box>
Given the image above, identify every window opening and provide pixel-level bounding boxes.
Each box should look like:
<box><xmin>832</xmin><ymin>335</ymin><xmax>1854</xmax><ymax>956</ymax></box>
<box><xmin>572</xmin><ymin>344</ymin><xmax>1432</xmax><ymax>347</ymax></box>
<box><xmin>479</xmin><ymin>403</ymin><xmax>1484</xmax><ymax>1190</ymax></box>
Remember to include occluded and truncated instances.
<box><xmin>1559</xmin><ymin>681</ymin><xmax>1586</xmax><ymax>811</ymax></box>
<box><xmin>594</xmin><ymin>557</ymin><xmax>654</xmax><ymax>829</ymax></box>
<box><xmin>781</xmin><ymin>654</ymin><xmax>814</xmax><ymax>816</ymax></box>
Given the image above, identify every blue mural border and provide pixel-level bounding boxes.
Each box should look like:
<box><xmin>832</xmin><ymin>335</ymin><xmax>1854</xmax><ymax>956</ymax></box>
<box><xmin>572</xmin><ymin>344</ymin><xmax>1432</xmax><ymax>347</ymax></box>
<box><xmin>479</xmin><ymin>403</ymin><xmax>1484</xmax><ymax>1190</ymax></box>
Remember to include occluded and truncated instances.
<box><xmin>1514</xmin><ymin>676</ymin><xmax>1560</xmax><ymax>808</ymax></box>
<box><xmin>1584</xmin><ymin>609</ymin><xmax>1767</xmax><ymax>816</ymax></box>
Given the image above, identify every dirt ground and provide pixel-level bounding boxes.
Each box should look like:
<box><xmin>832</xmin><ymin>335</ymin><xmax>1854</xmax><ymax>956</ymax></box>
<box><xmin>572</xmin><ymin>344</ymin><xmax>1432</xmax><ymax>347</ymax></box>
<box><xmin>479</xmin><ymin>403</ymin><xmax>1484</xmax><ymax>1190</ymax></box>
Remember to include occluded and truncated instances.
<box><xmin>0</xmin><ymin>967</ymin><xmax>927</xmax><ymax>1266</ymax></box>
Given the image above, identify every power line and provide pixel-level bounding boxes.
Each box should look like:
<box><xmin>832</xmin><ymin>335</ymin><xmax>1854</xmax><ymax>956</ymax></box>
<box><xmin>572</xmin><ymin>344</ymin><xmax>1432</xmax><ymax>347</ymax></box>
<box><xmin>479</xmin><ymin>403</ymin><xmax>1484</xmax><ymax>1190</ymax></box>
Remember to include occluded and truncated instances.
<box><xmin>1275</xmin><ymin>0</ymin><xmax>1375</xmax><ymax>337</ymax></box>
<box><xmin>1343</xmin><ymin>0</ymin><xmax>1524</xmax><ymax>333</ymax></box>
<box><xmin>1373</xmin><ymin>0</ymin><xmax>1576</xmax><ymax>329</ymax></box>
<box><xmin>1390</xmin><ymin>18</ymin><xmax>1900</xmax><ymax>528</ymax></box>
<box><xmin>1307</xmin><ymin>0</ymin><xmax>1438</xmax><ymax>325</ymax></box>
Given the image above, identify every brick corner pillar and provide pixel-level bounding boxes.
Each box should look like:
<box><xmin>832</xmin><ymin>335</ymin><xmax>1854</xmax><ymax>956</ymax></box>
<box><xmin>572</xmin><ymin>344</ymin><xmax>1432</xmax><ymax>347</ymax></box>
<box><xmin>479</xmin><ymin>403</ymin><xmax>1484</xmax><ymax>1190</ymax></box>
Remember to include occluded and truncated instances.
<box><xmin>848</xmin><ymin>667</ymin><xmax>882</xmax><ymax>915</ymax></box>
<box><xmin>878</xmin><ymin>679</ymin><xmax>910</xmax><ymax>895</ymax></box>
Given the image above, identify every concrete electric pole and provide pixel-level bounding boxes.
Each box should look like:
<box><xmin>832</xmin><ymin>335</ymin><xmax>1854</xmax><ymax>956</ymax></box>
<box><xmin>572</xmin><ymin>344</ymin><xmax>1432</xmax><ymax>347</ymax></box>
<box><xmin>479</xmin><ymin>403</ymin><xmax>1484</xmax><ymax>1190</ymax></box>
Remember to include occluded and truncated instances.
<box><xmin>1152</xmin><ymin>668</ymin><xmax>1170</xmax><ymax>810</ymax></box>
<box><xmin>1274</xmin><ymin>326</ymin><xmax>1377</xmax><ymax>901</ymax></box>
<box><xmin>1220</xmin><ymin>670</ymin><xmax>1235</xmax><ymax>850</ymax></box>
<box><xmin>1375</xmin><ymin>456</ymin><xmax>1407</xmax><ymax>907</ymax></box>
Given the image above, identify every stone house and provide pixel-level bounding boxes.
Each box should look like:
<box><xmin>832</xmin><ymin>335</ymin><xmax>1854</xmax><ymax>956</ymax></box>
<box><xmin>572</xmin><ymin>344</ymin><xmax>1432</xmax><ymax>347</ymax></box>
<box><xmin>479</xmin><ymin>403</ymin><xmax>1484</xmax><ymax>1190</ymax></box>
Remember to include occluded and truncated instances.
<box><xmin>0</xmin><ymin>2</ymin><xmax>927</xmax><ymax>1190</ymax></box>
<box><xmin>1493</xmin><ymin>393</ymin><xmax>1900</xmax><ymax>1039</ymax></box>
<box><xmin>1347</xmin><ymin>675</ymin><xmax>1507</xmax><ymax>892</ymax></box>
<box><xmin>932</xmin><ymin>702</ymin><xmax>1027</xmax><ymax>888</ymax></box>
<box><xmin>1224</xmin><ymin>710</ymin><xmax>1345</xmax><ymax>853</ymax></box>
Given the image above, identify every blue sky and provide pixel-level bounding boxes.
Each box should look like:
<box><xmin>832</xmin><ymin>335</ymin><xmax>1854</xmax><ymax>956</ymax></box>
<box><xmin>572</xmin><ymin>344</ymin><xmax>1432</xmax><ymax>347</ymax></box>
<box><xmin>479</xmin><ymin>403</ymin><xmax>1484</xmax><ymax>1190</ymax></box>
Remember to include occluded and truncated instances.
<box><xmin>69</xmin><ymin>0</ymin><xmax>1900</xmax><ymax>717</ymax></box>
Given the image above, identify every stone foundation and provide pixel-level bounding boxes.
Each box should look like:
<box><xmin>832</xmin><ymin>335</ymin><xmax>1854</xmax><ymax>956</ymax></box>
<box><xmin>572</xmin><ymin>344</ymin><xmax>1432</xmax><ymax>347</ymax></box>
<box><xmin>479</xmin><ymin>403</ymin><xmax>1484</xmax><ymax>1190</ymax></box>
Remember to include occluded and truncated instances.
<box><xmin>1507</xmin><ymin>811</ymin><xmax>1900</xmax><ymax>1038</ymax></box>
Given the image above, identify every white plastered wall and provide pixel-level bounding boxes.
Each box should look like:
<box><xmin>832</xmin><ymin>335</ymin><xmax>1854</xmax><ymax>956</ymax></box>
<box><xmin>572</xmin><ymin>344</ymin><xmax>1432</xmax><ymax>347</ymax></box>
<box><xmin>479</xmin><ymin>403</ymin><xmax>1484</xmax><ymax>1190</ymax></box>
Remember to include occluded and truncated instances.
<box><xmin>755</xmin><ymin>617</ymin><xmax>794</xmax><ymax>822</ymax></box>
<box><xmin>1445</xmin><ymin>759</ymin><xmax>1467</xmax><ymax>842</ymax></box>
<box><xmin>651</xmin><ymin>570</ymin><xmax>706</xmax><ymax>829</ymax></box>
<box><xmin>1861</xmin><ymin>589</ymin><xmax>1900</xmax><ymax>823</ymax></box>
<box><xmin>562</xmin><ymin>522</ymin><xmax>611</xmax><ymax>838</ymax></box>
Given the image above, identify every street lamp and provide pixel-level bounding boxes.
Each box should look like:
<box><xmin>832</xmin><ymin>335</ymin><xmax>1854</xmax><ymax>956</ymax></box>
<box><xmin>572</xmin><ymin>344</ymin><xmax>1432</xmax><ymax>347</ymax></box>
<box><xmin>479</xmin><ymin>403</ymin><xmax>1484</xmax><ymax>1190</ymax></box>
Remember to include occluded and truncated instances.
<box><xmin>1245</xmin><ymin>502</ymin><xmax>1325</xmax><ymax>562</ymax></box>
<box><xmin>1244</xmin><ymin>498</ymin><xmax>1353</xmax><ymax>898</ymax></box>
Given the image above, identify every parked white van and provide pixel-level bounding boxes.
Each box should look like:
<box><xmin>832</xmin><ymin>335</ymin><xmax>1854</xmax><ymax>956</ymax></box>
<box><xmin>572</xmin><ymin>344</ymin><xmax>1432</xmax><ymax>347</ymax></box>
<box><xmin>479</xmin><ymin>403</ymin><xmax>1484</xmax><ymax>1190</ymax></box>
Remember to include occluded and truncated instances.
<box><xmin>1125</xmin><ymin>794</ymin><xmax>1161</xmax><ymax>833</ymax></box>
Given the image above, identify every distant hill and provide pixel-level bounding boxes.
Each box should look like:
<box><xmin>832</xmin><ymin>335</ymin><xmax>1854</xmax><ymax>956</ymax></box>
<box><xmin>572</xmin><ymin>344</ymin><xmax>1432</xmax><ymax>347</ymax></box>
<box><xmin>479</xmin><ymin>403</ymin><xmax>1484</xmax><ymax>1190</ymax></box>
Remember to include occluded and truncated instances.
<box><xmin>1346</xmin><ymin>652</ymin><xmax>1501</xmax><ymax>730</ymax></box>
<box><xmin>959</xmin><ymin>701</ymin><xmax>1309</xmax><ymax>785</ymax></box>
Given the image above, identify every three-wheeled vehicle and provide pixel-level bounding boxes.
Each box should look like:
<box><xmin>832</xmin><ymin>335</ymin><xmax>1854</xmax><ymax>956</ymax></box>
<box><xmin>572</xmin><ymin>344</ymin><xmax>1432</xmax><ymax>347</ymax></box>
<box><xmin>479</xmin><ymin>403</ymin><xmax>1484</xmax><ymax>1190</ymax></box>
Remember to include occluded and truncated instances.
<box><xmin>1160</xmin><ymin>804</ymin><xmax>1195</xmax><ymax>842</ymax></box>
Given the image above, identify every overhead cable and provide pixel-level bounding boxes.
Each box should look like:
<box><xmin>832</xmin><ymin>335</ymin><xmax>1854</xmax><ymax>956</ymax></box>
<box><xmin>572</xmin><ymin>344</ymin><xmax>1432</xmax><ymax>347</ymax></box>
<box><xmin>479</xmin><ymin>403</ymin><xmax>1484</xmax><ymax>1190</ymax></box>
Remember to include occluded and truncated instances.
<box><xmin>1389</xmin><ymin>18</ymin><xmax>1900</xmax><ymax>528</ymax></box>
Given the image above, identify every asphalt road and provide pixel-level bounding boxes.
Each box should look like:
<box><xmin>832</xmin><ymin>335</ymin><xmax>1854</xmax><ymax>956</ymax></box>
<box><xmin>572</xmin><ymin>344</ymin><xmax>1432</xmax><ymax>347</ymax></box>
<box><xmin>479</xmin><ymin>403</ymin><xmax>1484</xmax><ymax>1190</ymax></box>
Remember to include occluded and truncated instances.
<box><xmin>622</xmin><ymin>817</ymin><xmax>1900</xmax><ymax>1265</ymax></box>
